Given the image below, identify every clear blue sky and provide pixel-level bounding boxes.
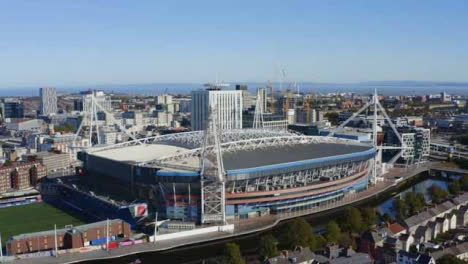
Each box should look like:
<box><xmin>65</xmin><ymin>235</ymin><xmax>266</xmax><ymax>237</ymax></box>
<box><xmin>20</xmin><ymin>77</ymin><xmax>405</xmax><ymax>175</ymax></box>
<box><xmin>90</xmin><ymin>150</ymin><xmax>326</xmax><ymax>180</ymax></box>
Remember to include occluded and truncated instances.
<box><xmin>1</xmin><ymin>0</ymin><xmax>467</xmax><ymax>88</ymax></box>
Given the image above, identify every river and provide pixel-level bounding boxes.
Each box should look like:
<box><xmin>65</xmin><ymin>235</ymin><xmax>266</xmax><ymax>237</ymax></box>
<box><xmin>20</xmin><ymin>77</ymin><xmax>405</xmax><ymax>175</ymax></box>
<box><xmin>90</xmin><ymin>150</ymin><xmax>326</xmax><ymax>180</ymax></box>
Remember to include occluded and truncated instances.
<box><xmin>377</xmin><ymin>178</ymin><xmax>449</xmax><ymax>218</ymax></box>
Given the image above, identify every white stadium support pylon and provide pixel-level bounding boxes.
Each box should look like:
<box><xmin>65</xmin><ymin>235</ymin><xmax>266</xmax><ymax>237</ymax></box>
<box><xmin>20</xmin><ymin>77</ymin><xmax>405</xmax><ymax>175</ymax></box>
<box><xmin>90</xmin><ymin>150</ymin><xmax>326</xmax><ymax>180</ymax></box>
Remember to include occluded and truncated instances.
<box><xmin>328</xmin><ymin>89</ymin><xmax>408</xmax><ymax>183</ymax></box>
<box><xmin>253</xmin><ymin>88</ymin><xmax>265</xmax><ymax>129</ymax></box>
<box><xmin>72</xmin><ymin>92</ymin><xmax>141</xmax><ymax>149</ymax></box>
<box><xmin>200</xmin><ymin>103</ymin><xmax>226</xmax><ymax>224</ymax></box>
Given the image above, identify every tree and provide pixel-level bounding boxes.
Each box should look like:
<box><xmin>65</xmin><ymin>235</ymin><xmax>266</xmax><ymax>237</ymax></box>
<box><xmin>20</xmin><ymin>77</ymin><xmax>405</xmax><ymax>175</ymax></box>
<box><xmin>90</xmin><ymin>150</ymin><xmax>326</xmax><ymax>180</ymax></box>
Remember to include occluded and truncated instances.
<box><xmin>393</xmin><ymin>199</ymin><xmax>408</xmax><ymax>219</ymax></box>
<box><xmin>338</xmin><ymin>233</ymin><xmax>356</xmax><ymax>249</ymax></box>
<box><xmin>54</xmin><ymin>123</ymin><xmax>74</xmax><ymax>133</ymax></box>
<box><xmin>405</xmin><ymin>192</ymin><xmax>425</xmax><ymax>215</ymax></box>
<box><xmin>180</xmin><ymin>117</ymin><xmax>191</xmax><ymax>127</ymax></box>
<box><xmin>448</xmin><ymin>180</ymin><xmax>461</xmax><ymax>195</ymax></box>
<box><xmin>361</xmin><ymin>207</ymin><xmax>378</xmax><ymax>229</ymax></box>
<box><xmin>381</xmin><ymin>213</ymin><xmax>392</xmax><ymax>222</ymax></box>
<box><xmin>437</xmin><ymin>254</ymin><xmax>468</xmax><ymax>264</ymax></box>
<box><xmin>455</xmin><ymin>134</ymin><xmax>468</xmax><ymax>146</ymax></box>
<box><xmin>258</xmin><ymin>234</ymin><xmax>278</xmax><ymax>259</ymax></box>
<box><xmin>324</xmin><ymin>112</ymin><xmax>339</xmax><ymax>125</ymax></box>
<box><xmin>454</xmin><ymin>159</ymin><xmax>468</xmax><ymax>170</ymax></box>
<box><xmin>429</xmin><ymin>185</ymin><xmax>449</xmax><ymax>203</ymax></box>
<box><xmin>460</xmin><ymin>175</ymin><xmax>468</xmax><ymax>191</ymax></box>
<box><xmin>325</xmin><ymin>221</ymin><xmax>341</xmax><ymax>243</ymax></box>
<box><xmin>341</xmin><ymin>207</ymin><xmax>363</xmax><ymax>233</ymax></box>
<box><xmin>314</xmin><ymin>235</ymin><xmax>327</xmax><ymax>251</ymax></box>
<box><xmin>280</xmin><ymin>218</ymin><xmax>315</xmax><ymax>249</ymax></box>
<box><xmin>223</xmin><ymin>243</ymin><xmax>245</xmax><ymax>264</ymax></box>
<box><xmin>416</xmin><ymin>193</ymin><xmax>427</xmax><ymax>208</ymax></box>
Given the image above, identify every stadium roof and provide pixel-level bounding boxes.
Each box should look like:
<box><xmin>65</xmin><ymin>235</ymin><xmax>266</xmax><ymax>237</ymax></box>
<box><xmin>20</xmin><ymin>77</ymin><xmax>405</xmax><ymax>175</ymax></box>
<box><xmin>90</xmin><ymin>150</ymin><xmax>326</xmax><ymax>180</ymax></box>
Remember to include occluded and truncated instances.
<box><xmin>222</xmin><ymin>143</ymin><xmax>372</xmax><ymax>170</ymax></box>
<box><xmin>90</xmin><ymin>144</ymin><xmax>189</xmax><ymax>163</ymax></box>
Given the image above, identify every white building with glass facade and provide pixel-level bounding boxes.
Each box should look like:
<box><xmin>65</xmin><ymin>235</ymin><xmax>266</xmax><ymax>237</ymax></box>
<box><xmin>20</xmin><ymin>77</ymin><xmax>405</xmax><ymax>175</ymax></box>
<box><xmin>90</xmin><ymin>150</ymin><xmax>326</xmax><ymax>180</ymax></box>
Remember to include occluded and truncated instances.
<box><xmin>191</xmin><ymin>89</ymin><xmax>243</xmax><ymax>131</ymax></box>
<box><xmin>39</xmin><ymin>87</ymin><xmax>57</xmax><ymax>115</ymax></box>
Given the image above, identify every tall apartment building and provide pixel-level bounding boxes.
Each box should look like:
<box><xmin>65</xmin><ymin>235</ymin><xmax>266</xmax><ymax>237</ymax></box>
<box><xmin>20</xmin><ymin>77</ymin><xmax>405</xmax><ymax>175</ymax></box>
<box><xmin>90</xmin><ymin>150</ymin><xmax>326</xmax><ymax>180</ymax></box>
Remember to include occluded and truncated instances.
<box><xmin>39</xmin><ymin>87</ymin><xmax>57</xmax><ymax>115</ymax></box>
<box><xmin>98</xmin><ymin>127</ymin><xmax>118</xmax><ymax>145</ymax></box>
<box><xmin>0</xmin><ymin>163</ymin><xmax>47</xmax><ymax>194</ymax></box>
<box><xmin>191</xmin><ymin>89</ymin><xmax>243</xmax><ymax>131</ymax></box>
<box><xmin>156</xmin><ymin>94</ymin><xmax>175</xmax><ymax>114</ymax></box>
<box><xmin>384</xmin><ymin>126</ymin><xmax>430</xmax><ymax>163</ymax></box>
<box><xmin>0</xmin><ymin>99</ymin><xmax>24</xmax><ymax>119</ymax></box>
<box><xmin>79</xmin><ymin>90</ymin><xmax>112</xmax><ymax>126</ymax></box>
<box><xmin>81</xmin><ymin>90</ymin><xmax>112</xmax><ymax>113</ymax></box>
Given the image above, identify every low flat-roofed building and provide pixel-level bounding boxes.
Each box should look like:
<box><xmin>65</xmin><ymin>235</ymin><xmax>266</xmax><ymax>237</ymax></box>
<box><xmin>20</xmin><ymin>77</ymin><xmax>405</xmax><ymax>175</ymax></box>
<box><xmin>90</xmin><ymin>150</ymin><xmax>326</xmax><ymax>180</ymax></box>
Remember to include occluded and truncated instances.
<box><xmin>34</xmin><ymin>151</ymin><xmax>72</xmax><ymax>174</ymax></box>
<box><xmin>6</xmin><ymin>219</ymin><xmax>131</xmax><ymax>255</ymax></box>
<box><xmin>5</xmin><ymin>119</ymin><xmax>45</xmax><ymax>133</ymax></box>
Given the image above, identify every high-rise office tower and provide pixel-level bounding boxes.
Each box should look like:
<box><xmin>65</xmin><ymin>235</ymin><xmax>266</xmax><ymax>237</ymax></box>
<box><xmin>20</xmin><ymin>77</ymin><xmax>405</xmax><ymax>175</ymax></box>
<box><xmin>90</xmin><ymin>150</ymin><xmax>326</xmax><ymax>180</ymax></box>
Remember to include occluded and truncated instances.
<box><xmin>0</xmin><ymin>99</ymin><xmax>24</xmax><ymax>119</ymax></box>
<box><xmin>39</xmin><ymin>87</ymin><xmax>57</xmax><ymax>115</ymax></box>
<box><xmin>191</xmin><ymin>86</ymin><xmax>243</xmax><ymax>131</ymax></box>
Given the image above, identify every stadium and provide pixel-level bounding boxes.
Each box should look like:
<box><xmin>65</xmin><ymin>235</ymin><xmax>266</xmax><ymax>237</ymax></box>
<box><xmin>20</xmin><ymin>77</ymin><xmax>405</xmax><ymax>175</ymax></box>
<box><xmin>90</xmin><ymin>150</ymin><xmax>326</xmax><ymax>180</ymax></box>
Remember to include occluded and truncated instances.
<box><xmin>81</xmin><ymin>129</ymin><xmax>376</xmax><ymax>222</ymax></box>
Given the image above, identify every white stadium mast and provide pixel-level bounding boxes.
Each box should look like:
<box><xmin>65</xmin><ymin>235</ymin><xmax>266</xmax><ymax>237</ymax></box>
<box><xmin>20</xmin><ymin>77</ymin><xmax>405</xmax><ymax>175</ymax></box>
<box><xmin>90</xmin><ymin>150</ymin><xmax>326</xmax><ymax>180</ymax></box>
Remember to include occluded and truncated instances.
<box><xmin>200</xmin><ymin>103</ymin><xmax>226</xmax><ymax>224</ymax></box>
<box><xmin>73</xmin><ymin>91</ymin><xmax>140</xmax><ymax>149</ymax></box>
<box><xmin>253</xmin><ymin>88</ymin><xmax>265</xmax><ymax>129</ymax></box>
<box><xmin>328</xmin><ymin>89</ymin><xmax>407</xmax><ymax>183</ymax></box>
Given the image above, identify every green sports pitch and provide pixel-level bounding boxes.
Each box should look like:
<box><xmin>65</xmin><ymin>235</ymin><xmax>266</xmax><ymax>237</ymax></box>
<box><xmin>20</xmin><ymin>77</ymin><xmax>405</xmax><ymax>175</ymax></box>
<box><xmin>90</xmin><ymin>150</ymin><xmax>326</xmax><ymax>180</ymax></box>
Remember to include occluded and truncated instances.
<box><xmin>0</xmin><ymin>202</ymin><xmax>85</xmax><ymax>245</ymax></box>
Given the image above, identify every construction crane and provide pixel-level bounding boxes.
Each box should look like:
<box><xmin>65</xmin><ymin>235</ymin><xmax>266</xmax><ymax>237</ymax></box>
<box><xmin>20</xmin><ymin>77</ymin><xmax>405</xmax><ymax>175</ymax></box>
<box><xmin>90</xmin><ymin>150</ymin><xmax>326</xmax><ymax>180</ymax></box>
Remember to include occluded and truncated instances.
<box><xmin>283</xmin><ymin>89</ymin><xmax>292</xmax><ymax>116</ymax></box>
<box><xmin>304</xmin><ymin>98</ymin><xmax>311</xmax><ymax>123</ymax></box>
<box><xmin>266</xmin><ymin>80</ymin><xmax>275</xmax><ymax>113</ymax></box>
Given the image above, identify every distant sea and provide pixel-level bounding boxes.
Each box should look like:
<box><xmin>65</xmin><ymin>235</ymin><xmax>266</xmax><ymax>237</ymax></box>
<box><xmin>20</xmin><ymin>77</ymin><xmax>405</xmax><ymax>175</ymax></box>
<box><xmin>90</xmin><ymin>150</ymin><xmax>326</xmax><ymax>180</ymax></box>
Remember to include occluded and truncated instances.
<box><xmin>1</xmin><ymin>81</ymin><xmax>468</xmax><ymax>97</ymax></box>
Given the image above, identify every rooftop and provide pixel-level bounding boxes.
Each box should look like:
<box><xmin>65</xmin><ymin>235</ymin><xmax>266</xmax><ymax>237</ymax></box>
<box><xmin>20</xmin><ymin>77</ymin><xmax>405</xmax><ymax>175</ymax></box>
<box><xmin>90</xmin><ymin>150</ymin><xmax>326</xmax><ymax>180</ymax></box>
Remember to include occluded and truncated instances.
<box><xmin>222</xmin><ymin>143</ymin><xmax>371</xmax><ymax>170</ymax></box>
<box><xmin>9</xmin><ymin>219</ymin><xmax>123</xmax><ymax>241</ymax></box>
<box><xmin>404</xmin><ymin>200</ymin><xmax>456</xmax><ymax>228</ymax></box>
<box><xmin>92</xmin><ymin>141</ymin><xmax>373</xmax><ymax>172</ymax></box>
<box><xmin>388</xmin><ymin>222</ymin><xmax>406</xmax><ymax>235</ymax></box>
<box><xmin>90</xmin><ymin>144</ymin><xmax>189</xmax><ymax>163</ymax></box>
<box><xmin>431</xmin><ymin>241</ymin><xmax>468</xmax><ymax>259</ymax></box>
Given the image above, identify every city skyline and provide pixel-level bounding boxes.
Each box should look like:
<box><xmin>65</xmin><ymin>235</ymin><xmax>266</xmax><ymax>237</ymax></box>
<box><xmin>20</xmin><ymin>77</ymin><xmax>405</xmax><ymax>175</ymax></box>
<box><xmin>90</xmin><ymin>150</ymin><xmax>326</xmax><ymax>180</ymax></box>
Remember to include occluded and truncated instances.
<box><xmin>1</xmin><ymin>0</ymin><xmax>468</xmax><ymax>89</ymax></box>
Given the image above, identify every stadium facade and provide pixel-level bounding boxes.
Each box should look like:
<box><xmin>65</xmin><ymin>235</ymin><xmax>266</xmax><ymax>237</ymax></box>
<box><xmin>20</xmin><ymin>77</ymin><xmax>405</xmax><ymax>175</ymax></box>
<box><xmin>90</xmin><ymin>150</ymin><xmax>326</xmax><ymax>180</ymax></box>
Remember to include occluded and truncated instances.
<box><xmin>81</xmin><ymin>129</ymin><xmax>376</xmax><ymax>222</ymax></box>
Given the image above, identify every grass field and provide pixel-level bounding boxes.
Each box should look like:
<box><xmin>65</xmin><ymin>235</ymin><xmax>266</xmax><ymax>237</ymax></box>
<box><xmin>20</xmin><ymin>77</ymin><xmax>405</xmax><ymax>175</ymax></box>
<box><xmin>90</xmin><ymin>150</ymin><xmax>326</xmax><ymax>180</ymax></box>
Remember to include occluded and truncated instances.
<box><xmin>0</xmin><ymin>202</ymin><xmax>85</xmax><ymax>244</ymax></box>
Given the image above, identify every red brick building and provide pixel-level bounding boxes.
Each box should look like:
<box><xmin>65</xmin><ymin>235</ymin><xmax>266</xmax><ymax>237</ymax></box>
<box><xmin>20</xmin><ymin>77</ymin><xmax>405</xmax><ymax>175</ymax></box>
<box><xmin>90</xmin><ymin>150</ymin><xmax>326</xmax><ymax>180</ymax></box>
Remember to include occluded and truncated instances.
<box><xmin>0</xmin><ymin>162</ymin><xmax>46</xmax><ymax>193</ymax></box>
<box><xmin>6</xmin><ymin>219</ymin><xmax>131</xmax><ymax>255</ymax></box>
